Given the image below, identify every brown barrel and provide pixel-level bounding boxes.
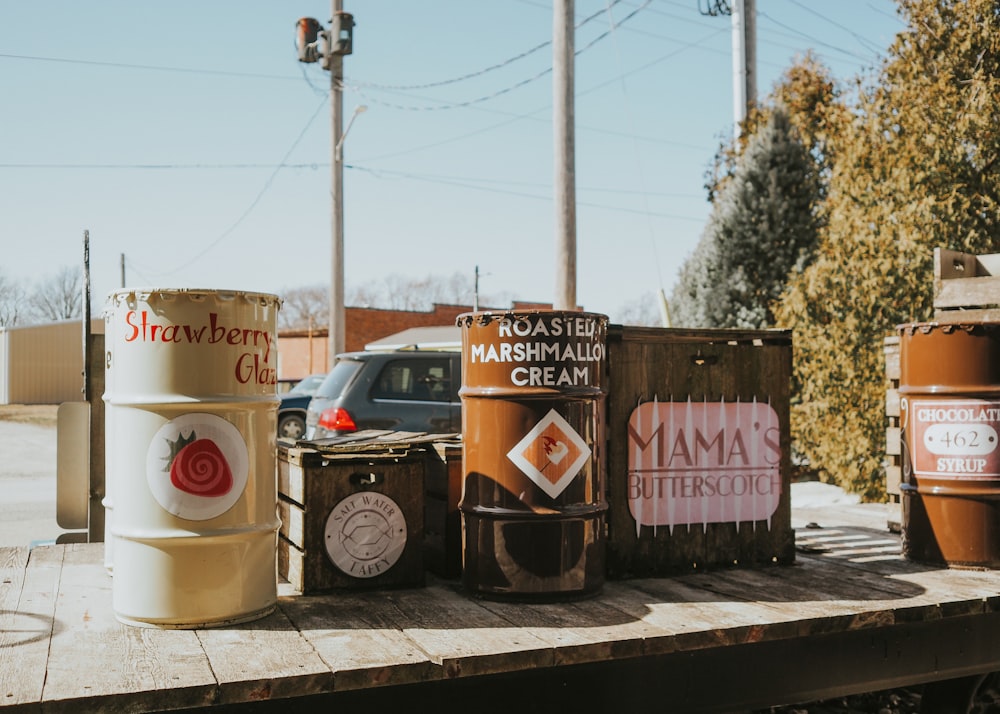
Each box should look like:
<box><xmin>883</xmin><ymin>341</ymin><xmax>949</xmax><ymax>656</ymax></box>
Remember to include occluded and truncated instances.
<box><xmin>898</xmin><ymin>321</ymin><xmax>1000</xmax><ymax>568</ymax></box>
<box><xmin>458</xmin><ymin>310</ymin><xmax>608</xmax><ymax>599</ymax></box>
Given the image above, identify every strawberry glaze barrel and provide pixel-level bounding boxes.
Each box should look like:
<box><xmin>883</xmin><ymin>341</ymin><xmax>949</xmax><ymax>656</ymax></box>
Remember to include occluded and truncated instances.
<box><xmin>458</xmin><ymin>310</ymin><xmax>608</xmax><ymax>600</ymax></box>
<box><xmin>103</xmin><ymin>289</ymin><xmax>282</xmax><ymax>628</ymax></box>
<box><xmin>899</xmin><ymin>321</ymin><xmax>1000</xmax><ymax>568</ymax></box>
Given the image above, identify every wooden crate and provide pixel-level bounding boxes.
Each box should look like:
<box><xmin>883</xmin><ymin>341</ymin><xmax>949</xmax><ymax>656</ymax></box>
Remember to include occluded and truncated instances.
<box><xmin>605</xmin><ymin>325</ymin><xmax>795</xmax><ymax>579</ymax></box>
<box><xmin>423</xmin><ymin>440</ymin><xmax>463</xmax><ymax>579</ymax></box>
<box><xmin>883</xmin><ymin>334</ymin><xmax>902</xmax><ymax>531</ymax></box>
<box><xmin>278</xmin><ymin>441</ymin><xmax>426</xmax><ymax>593</ymax></box>
<box><xmin>882</xmin><ymin>248</ymin><xmax>1000</xmax><ymax>532</ymax></box>
<box><xmin>934</xmin><ymin>247</ymin><xmax>1000</xmax><ymax>322</ymax></box>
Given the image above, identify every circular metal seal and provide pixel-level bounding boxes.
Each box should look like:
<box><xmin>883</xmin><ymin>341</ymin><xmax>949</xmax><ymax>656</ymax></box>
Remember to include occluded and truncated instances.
<box><xmin>324</xmin><ymin>491</ymin><xmax>407</xmax><ymax>578</ymax></box>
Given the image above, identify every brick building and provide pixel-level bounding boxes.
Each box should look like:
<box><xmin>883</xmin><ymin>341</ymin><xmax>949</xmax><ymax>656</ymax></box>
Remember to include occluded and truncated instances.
<box><xmin>278</xmin><ymin>301</ymin><xmax>552</xmax><ymax>380</ymax></box>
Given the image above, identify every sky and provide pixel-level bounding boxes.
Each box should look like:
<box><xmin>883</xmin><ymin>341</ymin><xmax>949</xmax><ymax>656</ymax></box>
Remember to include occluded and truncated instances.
<box><xmin>1</xmin><ymin>1</ymin><xmax>906</xmax><ymax>324</ymax></box>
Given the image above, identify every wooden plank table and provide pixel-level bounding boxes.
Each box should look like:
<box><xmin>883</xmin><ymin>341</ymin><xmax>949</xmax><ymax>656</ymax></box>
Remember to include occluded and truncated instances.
<box><xmin>3</xmin><ymin>503</ymin><xmax>1000</xmax><ymax>713</ymax></box>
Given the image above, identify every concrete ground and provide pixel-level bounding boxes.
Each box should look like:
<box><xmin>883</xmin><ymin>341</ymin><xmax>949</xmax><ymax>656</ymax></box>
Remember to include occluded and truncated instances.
<box><xmin>0</xmin><ymin>420</ymin><xmax>65</xmax><ymax>547</ymax></box>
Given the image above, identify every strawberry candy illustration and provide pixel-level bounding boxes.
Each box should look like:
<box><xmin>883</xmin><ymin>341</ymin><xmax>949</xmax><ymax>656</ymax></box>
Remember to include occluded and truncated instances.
<box><xmin>162</xmin><ymin>430</ymin><xmax>234</xmax><ymax>497</ymax></box>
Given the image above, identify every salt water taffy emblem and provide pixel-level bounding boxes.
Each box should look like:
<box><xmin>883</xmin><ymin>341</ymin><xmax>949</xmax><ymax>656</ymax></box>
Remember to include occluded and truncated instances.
<box><xmin>146</xmin><ymin>413</ymin><xmax>249</xmax><ymax>521</ymax></box>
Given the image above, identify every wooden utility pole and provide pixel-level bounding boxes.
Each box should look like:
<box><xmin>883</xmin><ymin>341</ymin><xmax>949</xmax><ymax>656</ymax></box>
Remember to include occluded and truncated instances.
<box><xmin>294</xmin><ymin>9</ymin><xmax>354</xmax><ymax>366</ymax></box>
<box><xmin>731</xmin><ymin>0</ymin><xmax>756</xmax><ymax>138</ymax></box>
<box><xmin>329</xmin><ymin>0</ymin><xmax>346</xmax><ymax>366</ymax></box>
<box><xmin>553</xmin><ymin>0</ymin><xmax>577</xmax><ymax>311</ymax></box>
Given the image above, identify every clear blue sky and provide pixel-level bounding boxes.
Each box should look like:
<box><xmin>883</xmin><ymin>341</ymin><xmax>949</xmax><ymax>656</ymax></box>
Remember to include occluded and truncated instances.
<box><xmin>1</xmin><ymin>1</ymin><xmax>904</xmax><ymax>323</ymax></box>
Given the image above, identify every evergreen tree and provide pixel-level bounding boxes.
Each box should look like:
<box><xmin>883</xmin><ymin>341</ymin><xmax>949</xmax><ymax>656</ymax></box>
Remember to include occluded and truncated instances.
<box><xmin>775</xmin><ymin>0</ymin><xmax>1000</xmax><ymax>500</ymax></box>
<box><xmin>671</xmin><ymin>105</ymin><xmax>822</xmax><ymax>328</ymax></box>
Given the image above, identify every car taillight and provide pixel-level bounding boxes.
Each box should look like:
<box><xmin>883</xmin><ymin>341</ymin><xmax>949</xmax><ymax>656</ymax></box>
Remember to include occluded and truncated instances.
<box><xmin>318</xmin><ymin>407</ymin><xmax>357</xmax><ymax>432</ymax></box>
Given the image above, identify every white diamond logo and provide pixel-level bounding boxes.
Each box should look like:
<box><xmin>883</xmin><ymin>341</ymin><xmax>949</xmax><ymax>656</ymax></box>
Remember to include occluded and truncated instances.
<box><xmin>507</xmin><ymin>409</ymin><xmax>591</xmax><ymax>499</ymax></box>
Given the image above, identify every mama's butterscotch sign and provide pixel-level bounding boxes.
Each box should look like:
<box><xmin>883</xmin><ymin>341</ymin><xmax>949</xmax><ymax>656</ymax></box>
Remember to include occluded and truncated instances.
<box><xmin>627</xmin><ymin>399</ymin><xmax>782</xmax><ymax>531</ymax></box>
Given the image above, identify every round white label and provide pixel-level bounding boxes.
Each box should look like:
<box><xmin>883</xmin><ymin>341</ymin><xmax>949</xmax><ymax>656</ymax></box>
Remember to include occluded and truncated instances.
<box><xmin>324</xmin><ymin>491</ymin><xmax>407</xmax><ymax>578</ymax></box>
<box><xmin>145</xmin><ymin>413</ymin><xmax>249</xmax><ymax>521</ymax></box>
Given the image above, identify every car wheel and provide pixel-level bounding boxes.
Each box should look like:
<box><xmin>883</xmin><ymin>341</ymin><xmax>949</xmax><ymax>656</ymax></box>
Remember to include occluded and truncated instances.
<box><xmin>278</xmin><ymin>413</ymin><xmax>307</xmax><ymax>440</ymax></box>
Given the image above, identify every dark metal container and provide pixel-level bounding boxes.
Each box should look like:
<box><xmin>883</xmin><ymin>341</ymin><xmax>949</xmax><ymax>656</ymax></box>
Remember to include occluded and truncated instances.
<box><xmin>457</xmin><ymin>310</ymin><xmax>608</xmax><ymax>600</ymax></box>
<box><xmin>899</xmin><ymin>321</ymin><xmax>1000</xmax><ymax>568</ymax></box>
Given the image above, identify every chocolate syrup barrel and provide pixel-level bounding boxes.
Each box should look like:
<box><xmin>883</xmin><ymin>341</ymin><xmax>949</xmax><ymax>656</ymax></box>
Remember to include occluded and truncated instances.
<box><xmin>899</xmin><ymin>321</ymin><xmax>1000</xmax><ymax>568</ymax></box>
<box><xmin>104</xmin><ymin>288</ymin><xmax>282</xmax><ymax>627</ymax></box>
<box><xmin>458</xmin><ymin>310</ymin><xmax>608</xmax><ymax>600</ymax></box>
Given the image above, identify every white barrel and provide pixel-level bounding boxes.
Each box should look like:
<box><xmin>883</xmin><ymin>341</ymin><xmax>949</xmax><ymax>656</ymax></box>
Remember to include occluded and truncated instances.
<box><xmin>103</xmin><ymin>288</ymin><xmax>281</xmax><ymax>628</ymax></box>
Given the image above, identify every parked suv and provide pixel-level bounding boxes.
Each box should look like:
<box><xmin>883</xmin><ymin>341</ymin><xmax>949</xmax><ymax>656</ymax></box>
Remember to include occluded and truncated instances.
<box><xmin>304</xmin><ymin>350</ymin><xmax>462</xmax><ymax>440</ymax></box>
<box><xmin>277</xmin><ymin>372</ymin><xmax>327</xmax><ymax>440</ymax></box>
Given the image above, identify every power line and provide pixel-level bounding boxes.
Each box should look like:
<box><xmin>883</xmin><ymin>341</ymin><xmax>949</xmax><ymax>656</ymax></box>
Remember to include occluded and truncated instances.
<box><xmin>349</xmin><ymin>1</ymin><xmax>651</xmax><ymax>112</ymax></box>
<box><xmin>0</xmin><ymin>162</ymin><xmax>326</xmax><ymax>170</ymax></box>
<box><xmin>786</xmin><ymin>0</ymin><xmax>885</xmax><ymax>55</ymax></box>
<box><xmin>358</xmin><ymin>1</ymin><xmax>624</xmax><ymax>92</ymax></box>
<box><xmin>347</xmin><ymin>164</ymin><xmax>706</xmax><ymax>222</ymax></box>
<box><xmin>127</xmin><ymin>95</ymin><xmax>329</xmax><ymax>279</ymax></box>
<box><xmin>0</xmin><ymin>51</ymin><xmax>297</xmax><ymax>81</ymax></box>
<box><xmin>756</xmin><ymin>11</ymin><xmax>877</xmax><ymax>64</ymax></box>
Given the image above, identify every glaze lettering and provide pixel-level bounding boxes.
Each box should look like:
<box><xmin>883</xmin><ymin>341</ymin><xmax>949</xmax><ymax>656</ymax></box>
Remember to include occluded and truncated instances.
<box><xmin>122</xmin><ymin>309</ymin><xmax>276</xmax><ymax>385</ymax></box>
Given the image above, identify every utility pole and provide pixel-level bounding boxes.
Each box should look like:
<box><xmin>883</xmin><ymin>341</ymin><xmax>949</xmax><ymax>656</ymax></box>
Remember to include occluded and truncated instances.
<box><xmin>731</xmin><ymin>0</ymin><xmax>756</xmax><ymax>138</ymax></box>
<box><xmin>553</xmin><ymin>0</ymin><xmax>577</xmax><ymax>311</ymax></box>
<box><xmin>83</xmin><ymin>231</ymin><xmax>91</xmax><ymax>403</ymax></box>
<box><xmin>474</xmin><ymin>265</ymin><xmax>480</xmax><ymax>312</ymax></box>
<box><xmin>295</xmin><ymin>5</ymin><xmax>355</xmax><ymax>368</ymax></box>
<box><xmin>328</xmin><ymin>0</ymin><xmax>346</xmax><ymax>367</ymax></box>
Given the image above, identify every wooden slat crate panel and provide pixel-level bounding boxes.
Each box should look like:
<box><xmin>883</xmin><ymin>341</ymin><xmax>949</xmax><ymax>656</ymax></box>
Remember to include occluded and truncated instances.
<box><xmin>604</xmin><ymin>326</ymin><xmax>795</xmax><ymax>578</ymax></box>
<box><xmin>277</xmin><ymin>445</ymin><xmax>426</xmax><ymax>594</ymax></box>
<box><xmin>884</xmin><ymin>335</ymin><xmax>902</xmax><ymax>504</ymax></box>
<box><xmin>934</xmin><ymin>279</ymin><xmax>1000</xmax><ymax>311</ymax></box>
<box><xmin>933</xmin><ymin>248</ymin><xmax>1000</xmax><ymax>320</ymax></box>
<box><xmin>422</xmin><ymin>442</ymin><xmax>463</xmax><ymax>579</ymax></box>
<box><xmin>885</xmin><ymin>426</ymin><xmax>901</xmax><ymax>457</ymax></box>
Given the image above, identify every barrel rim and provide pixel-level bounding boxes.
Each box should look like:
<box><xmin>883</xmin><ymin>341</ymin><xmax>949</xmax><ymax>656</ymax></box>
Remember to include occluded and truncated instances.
<box><xmin>897</xmin><ymin>321</ymin><xmax>1000</xmax><ymax>335</ymax></box>
<box><xmin>105</xmin><ymin>287</ymin><xmax>282</xmax><ymax>306</ymax></box>
<box><xmin>457</xmin><ymin>309</ymin><xmax>609</xmax><ymax>326</ymax></box>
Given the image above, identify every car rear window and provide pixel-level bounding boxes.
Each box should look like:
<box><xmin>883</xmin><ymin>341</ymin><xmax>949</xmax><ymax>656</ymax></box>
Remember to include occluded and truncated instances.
<box><xmin>314</xmin><ymin>359</ymin><xmax>363</xmax><ymax>399</ymax></box>
<box><xmin>370</xmin><ymin>358</ymin><xmax>452</xmax><ymax>402</ymax></box>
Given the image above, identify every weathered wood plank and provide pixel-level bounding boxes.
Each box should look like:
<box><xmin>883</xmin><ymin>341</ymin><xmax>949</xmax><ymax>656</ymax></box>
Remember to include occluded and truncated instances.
<box><xmin>933</xmin><ymin>306</ymin><xmax>1000</xmax><ymax>322</ymax></box>
<box><xmin>195</xmin><ymin>608</ymin><xmax>335</xmax><ymax>706</ymax></box>
<box><xmin>610</xmin><ymin>574</ymin><xmax>807</xmax><ymax>654</ymax></box>
<box><xmin>885</xmin><ymin>426</ymin><xmax>901</xmax><ymax>456</ymax></box>
<box><xmin>794</xmin><ymin>538</ymin><xmax>1000</xmax><ymax>616</ymax></box>
<box><xmin>0</xmin><ymin>546</ymin><xmax>58</xmax><ymax>707</ymax></box>
<box><xmin>884</xmin><ymin>335</ymin><xmax>900</xmax><ymax>380</ymax></box>
<box><xmin>791</xmin><ymin>550</ymin><xmax>996</xmax><ymax>626</ymax></box>
<box><xmin>279</xmin><ymin>590</ymin><xmax>440</xmax><ymax>691</ymax></box>
<box><xmin>41</xmin><ymin>543</ymin><xmax>217</xmax><ymax>713</ymax></box>
<box><xmin>474</xmin><ymin>585</ymin><xmax>668</xmax><ymax>666</ymax></box>
<box><xmin>690</xmin><ymin>559</ymin><xmax>922</xmax><ymax>637</ymax></box>
<box><xmin>934</xmin><ymin>277</ymin><xmax>1000</xmax><ymax>309</ymax></box>
<box><xmin>372</xmin><ymin>583</ymin><xmax>555</xmax><ymax>679</ymax></box>
<box><xmin>885</xmin><ymin>388</ymin><xmax>900</xmax><ymax>418</ymax></box>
